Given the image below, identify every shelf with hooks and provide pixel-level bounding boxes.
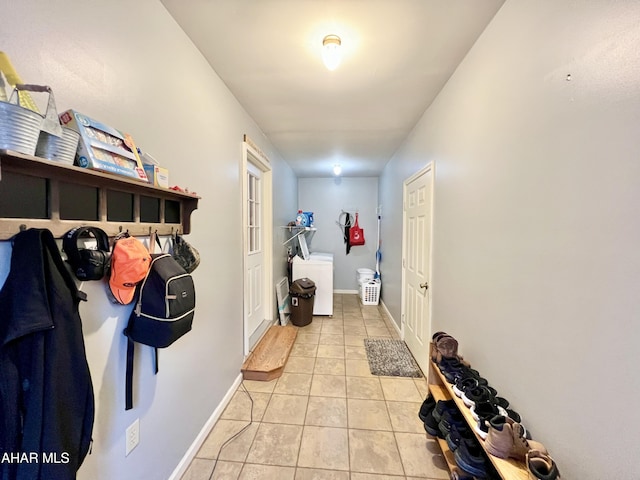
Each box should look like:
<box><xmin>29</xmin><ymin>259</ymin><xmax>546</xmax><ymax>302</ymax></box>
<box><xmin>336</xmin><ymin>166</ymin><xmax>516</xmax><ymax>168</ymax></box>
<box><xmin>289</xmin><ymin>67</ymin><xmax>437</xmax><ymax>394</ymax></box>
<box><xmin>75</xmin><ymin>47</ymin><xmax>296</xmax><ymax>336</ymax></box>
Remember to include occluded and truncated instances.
<box><xmin>0</xmin><ymin>149</ymin><xmax>200</xmax><ymax>240</ymax></box>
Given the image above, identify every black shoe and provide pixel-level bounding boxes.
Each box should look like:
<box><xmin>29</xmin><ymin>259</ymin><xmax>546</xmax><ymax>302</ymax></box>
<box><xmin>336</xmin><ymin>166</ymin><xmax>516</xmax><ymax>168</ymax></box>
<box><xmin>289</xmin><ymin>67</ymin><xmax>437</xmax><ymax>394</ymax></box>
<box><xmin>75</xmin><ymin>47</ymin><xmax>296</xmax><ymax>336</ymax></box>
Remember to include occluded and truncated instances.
<box><xmin>462</xmin><ymin>385</ymin><xmax>497</xmax><ymax>408</ymax></box>
<box><xmin>418</xmin><ymin>394</ymin><xmax>436</xmax><ymax>423</ymax></box>
<box><xmin>454</xmin><ymin>439</ymin><xmax>491</xmax><ymax>478</ymax></box>
<box><xmin>443</xmin><ymin>365</ymin><xmax>475</xmax><ymax>384</ymax></box>
<box><xmin>471</xmin><ymin>401</ymin><xmax>502</xmax><ymax>439</ymax></box>
<box><xmin>438</xmin><ymin>408</ymin><xmax>467</xmax><ymax>438</ymax></box>
<box><xmin>437</xmin><ymin>356</ymin><xmax>464</xmax><ymax>373</ymax></box>
<box><xmin>453</xmin><ymin>376</ymin><xmax>479</xmax><ymax>398</ymax></box>
<box><xmin>423</xmin><ymin>409</ymin><xmax>442</xmax><ymax>438</ymax></box>
<box><xmin>494</xmin><ymin>396</ymin><xmax>509</xmax><ymax>409</ymax></box>
<box><xmin>505</xmin><ymin>408</ymin><xmax>521</xmax><ymax>423</ymax></box>
<box><xmin>446</xmin><ymin>423</ymin><xmax>476</xmax><ymax>452</ymax></box>
<box><xmin>432</xmin><ymin>399</ymin><xmax>457</xmax><ymax>423</ymax></box>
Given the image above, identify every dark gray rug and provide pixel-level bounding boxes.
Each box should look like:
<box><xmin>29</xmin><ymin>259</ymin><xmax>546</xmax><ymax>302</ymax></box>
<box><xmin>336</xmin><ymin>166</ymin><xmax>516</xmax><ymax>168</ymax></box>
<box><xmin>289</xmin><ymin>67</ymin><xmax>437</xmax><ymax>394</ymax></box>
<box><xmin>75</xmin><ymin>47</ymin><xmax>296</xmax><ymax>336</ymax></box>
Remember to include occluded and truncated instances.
<box><xmin>364</xmin><ymin>339</ymin><xmax>422</xmax><ymax>377</ymax></box>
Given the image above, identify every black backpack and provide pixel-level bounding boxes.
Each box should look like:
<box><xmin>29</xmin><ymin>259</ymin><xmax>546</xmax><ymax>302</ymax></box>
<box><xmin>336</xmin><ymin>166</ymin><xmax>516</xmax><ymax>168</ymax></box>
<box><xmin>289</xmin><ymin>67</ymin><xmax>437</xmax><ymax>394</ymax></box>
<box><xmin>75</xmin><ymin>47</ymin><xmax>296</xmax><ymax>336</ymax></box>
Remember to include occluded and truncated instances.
<box><xmin>124</xmin><ymin>253</ymin><xmax>195</xmax><ymax>410</ymax></box>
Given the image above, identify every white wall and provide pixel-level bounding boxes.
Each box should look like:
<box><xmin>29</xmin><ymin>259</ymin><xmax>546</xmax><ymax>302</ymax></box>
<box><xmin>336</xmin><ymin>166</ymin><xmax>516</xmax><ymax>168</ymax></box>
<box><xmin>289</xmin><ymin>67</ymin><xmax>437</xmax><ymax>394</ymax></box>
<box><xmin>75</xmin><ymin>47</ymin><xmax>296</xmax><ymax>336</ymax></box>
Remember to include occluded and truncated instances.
<box><xmin>297</xmin><ymin>177</ymin><xmax>378</xmax><ymax>291</ymax></box>
<box><xmin>0</xmin><ymin>1</ymin><xmax>296</xmax><ymax>479</ymax></box>
<box><xmin>379</xmin><ymin>1</ymin><xmax>640</xmax><ymax>478</ymax></box>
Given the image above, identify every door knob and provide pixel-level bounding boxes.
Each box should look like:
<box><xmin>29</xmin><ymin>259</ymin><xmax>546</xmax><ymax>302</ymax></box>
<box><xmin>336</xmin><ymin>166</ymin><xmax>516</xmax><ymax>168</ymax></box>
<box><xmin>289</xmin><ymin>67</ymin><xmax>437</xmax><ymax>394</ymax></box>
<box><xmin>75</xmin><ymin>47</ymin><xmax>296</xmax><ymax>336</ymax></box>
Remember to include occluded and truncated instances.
<box><xmin>420</xmin><ymin>282</ymin><xmax>429</xmax><ymax>290</ymax></box>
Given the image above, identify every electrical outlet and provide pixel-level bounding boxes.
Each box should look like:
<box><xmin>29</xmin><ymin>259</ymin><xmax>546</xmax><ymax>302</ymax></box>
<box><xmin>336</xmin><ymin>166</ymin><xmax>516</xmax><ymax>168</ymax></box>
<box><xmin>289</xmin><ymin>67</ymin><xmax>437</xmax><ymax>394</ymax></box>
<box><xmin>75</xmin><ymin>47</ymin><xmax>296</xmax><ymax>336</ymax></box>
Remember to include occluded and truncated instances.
<box><xmin>125</xmin><ymin>418</ymin><xmax>140</xmax><ymax>456</ymax></box>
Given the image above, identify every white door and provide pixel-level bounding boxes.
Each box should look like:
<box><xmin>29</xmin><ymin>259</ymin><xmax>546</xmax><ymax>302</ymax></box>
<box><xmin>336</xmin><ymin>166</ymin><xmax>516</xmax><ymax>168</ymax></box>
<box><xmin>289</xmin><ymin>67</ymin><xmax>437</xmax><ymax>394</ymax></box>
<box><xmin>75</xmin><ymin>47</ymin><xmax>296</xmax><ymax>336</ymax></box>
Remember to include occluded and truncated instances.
<box><xmin>242</xmin><ymin>138</ymin><xmax>273</xmax><ymax>356</ymax></box>
<box><xmin>402</xmin><ymin>164</ymin><xmax>433</xmax><ymax>375</ymax></box>
<box><xmin>246</xmin><ymin>161</ymin><xmax>264</xmax><ymax>344</ymax></box>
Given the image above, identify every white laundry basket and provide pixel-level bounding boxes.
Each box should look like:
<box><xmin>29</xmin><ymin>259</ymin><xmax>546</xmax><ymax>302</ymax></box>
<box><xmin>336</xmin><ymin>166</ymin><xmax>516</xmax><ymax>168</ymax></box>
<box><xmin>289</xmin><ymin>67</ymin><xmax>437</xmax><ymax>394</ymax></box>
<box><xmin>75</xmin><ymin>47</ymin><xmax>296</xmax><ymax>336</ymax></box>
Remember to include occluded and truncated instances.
<box><xmin>361</xmin><ymin>279</ymin><xmax>381</xmax><ymax>305</ymax></box>
<box><xmin>357</xmin><ymin>268</ymin><xmax>375</xmax><ymax>285</ymax></box>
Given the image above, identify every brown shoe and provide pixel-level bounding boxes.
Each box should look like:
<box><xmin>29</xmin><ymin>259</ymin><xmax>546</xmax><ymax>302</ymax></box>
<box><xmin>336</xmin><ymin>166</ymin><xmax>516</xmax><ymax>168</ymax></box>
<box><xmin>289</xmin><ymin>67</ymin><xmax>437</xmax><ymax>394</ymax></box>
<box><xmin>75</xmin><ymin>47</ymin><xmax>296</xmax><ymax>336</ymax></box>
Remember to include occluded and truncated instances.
<box><xmin>430</xmin><ymin>331</ymin><xmax>449</xmax><ymax>362</ymax></box>
<box><xmin>435</xmin><ymin>334</ymin><xmax>459</xmax><ymax>362</ymax></box>
<box><xmin>527</xmin><ymin>449</ymin><xmax>561</xmax><ymax>480</ymax></box>
<box><xmin>485</xmin><ymin>416</ymin><xmax>547</xmax><ymax>461</ymax></box>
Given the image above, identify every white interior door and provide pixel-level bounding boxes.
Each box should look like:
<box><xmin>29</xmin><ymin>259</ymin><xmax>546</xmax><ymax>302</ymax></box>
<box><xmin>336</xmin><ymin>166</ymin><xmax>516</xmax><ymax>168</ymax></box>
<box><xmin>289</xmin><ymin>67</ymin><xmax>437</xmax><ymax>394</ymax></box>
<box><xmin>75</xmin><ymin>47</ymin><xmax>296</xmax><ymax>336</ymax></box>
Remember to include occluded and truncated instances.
<box><xmin>246</xmin><ymin>161</ymin><xmax>264</xmax><ymax>342</ymax></box>
<box><xmin>402</xmin><ymin>164</ymin><xmax>433</xmax><ymax>375</ymax></box>
<box><xmin>242</xmin><ymin>138</ymin><xmax>273</xmax><ymax>356</ymax></box>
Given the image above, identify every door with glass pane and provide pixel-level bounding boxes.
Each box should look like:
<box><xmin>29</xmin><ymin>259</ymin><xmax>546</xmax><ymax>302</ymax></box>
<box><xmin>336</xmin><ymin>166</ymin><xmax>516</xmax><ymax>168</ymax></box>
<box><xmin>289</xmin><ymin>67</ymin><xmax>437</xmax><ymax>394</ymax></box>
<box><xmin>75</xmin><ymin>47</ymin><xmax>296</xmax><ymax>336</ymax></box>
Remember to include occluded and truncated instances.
<box><xmin>246</xmin><ymin>161</ymin><xmax>264</xmax><ymax>342</ymax></box>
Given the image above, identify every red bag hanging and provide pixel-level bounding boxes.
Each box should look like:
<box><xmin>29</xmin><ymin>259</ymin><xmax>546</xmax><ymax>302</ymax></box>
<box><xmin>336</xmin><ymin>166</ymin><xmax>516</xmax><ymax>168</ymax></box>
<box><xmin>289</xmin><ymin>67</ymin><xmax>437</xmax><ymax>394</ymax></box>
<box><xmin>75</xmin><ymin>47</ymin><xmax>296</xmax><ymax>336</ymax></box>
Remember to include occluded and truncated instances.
<box><xmin>349</xmin><ymin>213</ymin><xmax>365</xmax><ymax>246</ymax></box>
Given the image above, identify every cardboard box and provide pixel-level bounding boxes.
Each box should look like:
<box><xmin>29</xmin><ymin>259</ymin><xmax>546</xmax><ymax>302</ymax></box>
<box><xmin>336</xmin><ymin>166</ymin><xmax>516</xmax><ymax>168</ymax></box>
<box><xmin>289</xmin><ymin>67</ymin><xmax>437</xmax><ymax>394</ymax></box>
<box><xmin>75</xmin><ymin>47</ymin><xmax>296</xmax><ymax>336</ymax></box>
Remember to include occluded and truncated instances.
<box><xmin>143</xmin><ymin>164</ymin><xmax>169</xmax><ymax>189</ymax></box>
<box><xmin>59</xmin><ymin>109</ymin><xmax>148</xmax><ymax>182</ymax></box>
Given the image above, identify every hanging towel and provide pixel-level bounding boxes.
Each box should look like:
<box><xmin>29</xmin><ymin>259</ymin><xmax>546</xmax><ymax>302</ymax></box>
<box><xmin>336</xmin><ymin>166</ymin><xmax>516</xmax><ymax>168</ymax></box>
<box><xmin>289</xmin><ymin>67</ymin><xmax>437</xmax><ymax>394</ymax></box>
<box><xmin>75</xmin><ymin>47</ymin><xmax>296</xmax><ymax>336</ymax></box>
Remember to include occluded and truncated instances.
<box><xmin>344</xmin><ymin>212</ymin><xmax>352</xmax><ymax>254</ymax></box>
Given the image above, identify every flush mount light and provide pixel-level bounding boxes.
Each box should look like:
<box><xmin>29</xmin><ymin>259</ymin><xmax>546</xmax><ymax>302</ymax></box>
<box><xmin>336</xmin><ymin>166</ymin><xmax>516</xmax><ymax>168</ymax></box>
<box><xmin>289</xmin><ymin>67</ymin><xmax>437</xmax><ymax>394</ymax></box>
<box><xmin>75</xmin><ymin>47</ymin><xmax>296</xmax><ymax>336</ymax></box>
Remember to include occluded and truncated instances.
<box><xmin>333</xmin><ymin>164</ymin><xmax>342</xmax><ymax>176</ymax></box>
<box><xmin>322</xmin><ymin>34</ymin><xmax>342</xmax><ymax>71</ymax></box>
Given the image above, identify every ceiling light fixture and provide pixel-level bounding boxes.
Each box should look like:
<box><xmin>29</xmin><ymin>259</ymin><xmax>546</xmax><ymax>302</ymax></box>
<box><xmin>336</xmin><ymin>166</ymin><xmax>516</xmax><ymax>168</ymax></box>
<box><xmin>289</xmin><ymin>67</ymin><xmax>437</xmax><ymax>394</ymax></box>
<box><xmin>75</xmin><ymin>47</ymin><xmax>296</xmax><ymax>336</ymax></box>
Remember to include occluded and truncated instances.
<box><xmin>322</xmin><ymin>34</ymin><xmax>342</xmax><ymax>71</ymax></box>
<box><xmin>333</xmin><ymin>164</ymin><xmax>342</xmax><ymax>176</ymax></box>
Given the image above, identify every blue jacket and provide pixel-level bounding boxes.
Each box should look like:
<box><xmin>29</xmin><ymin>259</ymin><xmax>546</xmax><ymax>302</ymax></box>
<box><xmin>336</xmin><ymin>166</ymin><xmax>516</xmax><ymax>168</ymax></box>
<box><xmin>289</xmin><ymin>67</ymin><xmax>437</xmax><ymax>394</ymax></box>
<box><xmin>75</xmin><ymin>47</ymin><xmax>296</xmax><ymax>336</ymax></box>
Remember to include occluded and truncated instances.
<box><xmin>0</xmin><ymin>229</ymin><xmax>94</xmax><ymax>480</ymax></box>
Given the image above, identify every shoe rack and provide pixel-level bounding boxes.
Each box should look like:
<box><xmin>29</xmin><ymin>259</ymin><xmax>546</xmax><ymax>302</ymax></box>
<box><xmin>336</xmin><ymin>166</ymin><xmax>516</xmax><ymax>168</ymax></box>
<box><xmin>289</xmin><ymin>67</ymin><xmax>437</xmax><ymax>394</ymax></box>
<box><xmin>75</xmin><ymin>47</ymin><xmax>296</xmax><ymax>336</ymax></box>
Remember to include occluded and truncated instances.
<box><xmin>427</xmin><ymin>358</ymin><xmax>529</xmax><ymax>480</ymax></box>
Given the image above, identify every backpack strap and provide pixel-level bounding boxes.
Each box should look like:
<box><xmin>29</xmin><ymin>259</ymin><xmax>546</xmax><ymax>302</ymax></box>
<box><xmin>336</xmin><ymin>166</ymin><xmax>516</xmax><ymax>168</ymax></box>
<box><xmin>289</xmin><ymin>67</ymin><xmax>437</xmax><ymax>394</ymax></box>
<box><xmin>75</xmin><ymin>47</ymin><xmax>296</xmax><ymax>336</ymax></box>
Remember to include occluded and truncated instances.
<box><xmin>124</xmin><ymin>333</ymin><xmax>160</xmax><ymax>411</ymax></box>
<box><xmin>125</xmin><ymin>335</ymin><xmax>135</xmax><ymax>411</ymax></box>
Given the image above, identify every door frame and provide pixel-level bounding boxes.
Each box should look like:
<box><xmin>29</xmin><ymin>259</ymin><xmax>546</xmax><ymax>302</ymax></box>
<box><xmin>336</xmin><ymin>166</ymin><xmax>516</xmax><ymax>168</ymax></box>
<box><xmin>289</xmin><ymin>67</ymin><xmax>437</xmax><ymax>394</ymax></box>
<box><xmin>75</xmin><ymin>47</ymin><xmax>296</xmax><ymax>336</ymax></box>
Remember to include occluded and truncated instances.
<box><xmin>400</xmin><ymin>163</ymin><xmax>435</xmax><ymax>365</ymax></box>
<box><xmin>241</xmin><ymin>139</ymin><xmax>273</xmax><ymax>357</ymax></box>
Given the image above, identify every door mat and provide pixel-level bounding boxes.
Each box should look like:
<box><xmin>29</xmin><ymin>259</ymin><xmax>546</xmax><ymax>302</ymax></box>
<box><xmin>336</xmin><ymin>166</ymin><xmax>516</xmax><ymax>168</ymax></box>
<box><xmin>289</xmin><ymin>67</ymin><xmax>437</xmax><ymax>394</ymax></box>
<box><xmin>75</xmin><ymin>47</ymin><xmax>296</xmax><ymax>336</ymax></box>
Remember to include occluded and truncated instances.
<box><xmin>364</xmin><ymin>339</ymin><xmax>422</xmax><ymax>378</ymax></box>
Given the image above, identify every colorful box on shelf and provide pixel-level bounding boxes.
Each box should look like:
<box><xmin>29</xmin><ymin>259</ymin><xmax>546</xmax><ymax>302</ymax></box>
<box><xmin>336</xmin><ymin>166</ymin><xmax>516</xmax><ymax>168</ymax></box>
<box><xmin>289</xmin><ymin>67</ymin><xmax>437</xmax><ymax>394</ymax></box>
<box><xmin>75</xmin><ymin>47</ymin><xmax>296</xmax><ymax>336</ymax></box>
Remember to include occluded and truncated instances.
<box><xmin>143</xmin><ymin>164</ymin><xmax>169</xmax><ymax>189</ymax></box>
<box><xmin>59</xmin><ymin>109</ymin><xmax>148</xmax><ymax>182</ymax></box>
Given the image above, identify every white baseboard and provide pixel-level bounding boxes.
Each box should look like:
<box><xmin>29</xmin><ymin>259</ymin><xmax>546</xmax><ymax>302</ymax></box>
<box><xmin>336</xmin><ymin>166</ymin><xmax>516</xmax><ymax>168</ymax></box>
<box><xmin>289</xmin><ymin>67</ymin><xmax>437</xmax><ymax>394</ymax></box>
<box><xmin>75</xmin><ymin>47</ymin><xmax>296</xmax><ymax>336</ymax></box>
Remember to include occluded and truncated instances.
<box><xmin>333</xmin><ymin>289</ymin><xmax>359</xmax><ymax>294</ymax></box>
<box><xmin>380</xmin><ymin>299</ymin><xmax>403</xmax><ymax>338</ymax></box>
<box><xmin>168</xmin><ymin>373</ymin><xmax>243</xmax><ymax>480</ymax></box>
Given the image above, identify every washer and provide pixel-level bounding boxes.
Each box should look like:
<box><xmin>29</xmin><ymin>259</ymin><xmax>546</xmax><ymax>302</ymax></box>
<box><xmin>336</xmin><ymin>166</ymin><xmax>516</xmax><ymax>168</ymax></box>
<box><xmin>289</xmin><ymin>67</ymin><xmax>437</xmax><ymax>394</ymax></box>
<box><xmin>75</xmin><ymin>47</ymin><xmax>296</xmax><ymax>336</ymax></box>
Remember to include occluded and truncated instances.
<box><xmin>292</xmin><ymin>252</ymin><xmax>334</xmax><ymax>315</ymax></box>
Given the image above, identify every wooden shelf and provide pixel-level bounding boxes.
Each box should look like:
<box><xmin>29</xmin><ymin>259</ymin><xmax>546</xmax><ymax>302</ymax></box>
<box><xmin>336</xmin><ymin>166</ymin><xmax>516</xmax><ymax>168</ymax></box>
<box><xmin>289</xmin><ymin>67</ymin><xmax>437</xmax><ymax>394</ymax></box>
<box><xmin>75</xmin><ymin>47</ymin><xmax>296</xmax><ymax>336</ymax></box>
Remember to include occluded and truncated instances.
<box><xmin>0</xmin><ymin>149</ymin><xmax>199</xmax><ymax>239</ymax></box>
<box><xmin>428</xmin><ymin>358</ymin><xmax>529</xmax><ymax>480</ymax></box>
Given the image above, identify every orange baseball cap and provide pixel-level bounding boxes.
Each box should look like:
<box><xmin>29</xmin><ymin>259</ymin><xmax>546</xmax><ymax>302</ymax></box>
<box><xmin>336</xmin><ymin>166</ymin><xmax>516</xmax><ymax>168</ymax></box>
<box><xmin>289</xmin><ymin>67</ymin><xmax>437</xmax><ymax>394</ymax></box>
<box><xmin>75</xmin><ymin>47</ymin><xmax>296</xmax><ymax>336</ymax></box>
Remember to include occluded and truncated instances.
<box><xmin>109</xmin><ymin>236</ymin><xmax>151</xmax><ymax>305</ymax></box>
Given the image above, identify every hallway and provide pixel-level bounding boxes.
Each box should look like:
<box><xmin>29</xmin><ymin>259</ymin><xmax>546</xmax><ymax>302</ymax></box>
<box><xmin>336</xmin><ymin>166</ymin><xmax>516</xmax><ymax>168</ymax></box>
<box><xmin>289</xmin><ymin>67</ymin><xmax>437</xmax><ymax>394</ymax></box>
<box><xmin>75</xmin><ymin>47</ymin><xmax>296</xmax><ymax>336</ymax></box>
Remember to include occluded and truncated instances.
<box><xmin>182</xmin><ymin>294</ymin><xmax>447</xmax><ymax>480</ymax></box>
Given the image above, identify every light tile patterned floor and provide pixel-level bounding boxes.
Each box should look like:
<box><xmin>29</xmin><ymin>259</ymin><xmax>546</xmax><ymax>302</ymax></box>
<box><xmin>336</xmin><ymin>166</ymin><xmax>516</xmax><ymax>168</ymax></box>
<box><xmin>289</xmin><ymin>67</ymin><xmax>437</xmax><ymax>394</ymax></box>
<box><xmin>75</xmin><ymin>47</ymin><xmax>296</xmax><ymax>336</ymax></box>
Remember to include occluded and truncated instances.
<box><xmin>182</xmin><ymin>294</ymin><xmax>449</xmax><ymax>480</ymax></box>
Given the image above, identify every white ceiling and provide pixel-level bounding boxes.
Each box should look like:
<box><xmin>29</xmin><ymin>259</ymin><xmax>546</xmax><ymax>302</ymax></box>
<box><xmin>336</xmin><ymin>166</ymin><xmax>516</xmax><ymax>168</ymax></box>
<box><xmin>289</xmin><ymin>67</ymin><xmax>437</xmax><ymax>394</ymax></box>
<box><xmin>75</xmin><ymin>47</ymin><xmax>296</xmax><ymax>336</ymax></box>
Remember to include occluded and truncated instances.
<box><xmin>161</xmin><ymin>0</ymin><xmax>505</xmax><ymax>177</ymax></box>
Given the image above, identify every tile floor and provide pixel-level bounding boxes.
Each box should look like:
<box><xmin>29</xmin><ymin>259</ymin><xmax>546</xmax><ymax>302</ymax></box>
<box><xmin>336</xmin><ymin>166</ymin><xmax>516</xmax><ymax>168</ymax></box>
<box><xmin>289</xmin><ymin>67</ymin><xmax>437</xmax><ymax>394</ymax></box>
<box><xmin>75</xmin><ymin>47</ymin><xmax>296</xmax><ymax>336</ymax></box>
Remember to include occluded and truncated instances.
<box><xmin>182</xmin><ymin>294</ymin><xmax>449</xmax><ymax>480</ymax></box>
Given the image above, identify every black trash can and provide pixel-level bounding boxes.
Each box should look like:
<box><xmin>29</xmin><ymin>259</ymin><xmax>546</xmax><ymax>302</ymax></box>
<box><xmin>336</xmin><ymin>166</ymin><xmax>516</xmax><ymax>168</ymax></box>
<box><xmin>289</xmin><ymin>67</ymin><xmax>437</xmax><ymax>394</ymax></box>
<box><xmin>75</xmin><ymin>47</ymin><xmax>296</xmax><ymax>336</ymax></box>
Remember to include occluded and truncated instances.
<box><xmin>289</xmin><ymin>277</ymin><xmax>316</xmax><ymax>327</ymax></box>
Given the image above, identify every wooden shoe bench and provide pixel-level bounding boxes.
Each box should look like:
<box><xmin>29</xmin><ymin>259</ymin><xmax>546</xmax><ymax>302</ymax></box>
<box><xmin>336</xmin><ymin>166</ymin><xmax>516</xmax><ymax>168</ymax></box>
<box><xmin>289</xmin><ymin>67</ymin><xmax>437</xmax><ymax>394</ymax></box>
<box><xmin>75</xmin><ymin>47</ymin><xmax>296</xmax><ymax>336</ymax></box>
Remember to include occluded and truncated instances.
<box><xmin>428</xmin><ymin>358</ymin><xmax>529</xmax><ymax>480</ymax></box>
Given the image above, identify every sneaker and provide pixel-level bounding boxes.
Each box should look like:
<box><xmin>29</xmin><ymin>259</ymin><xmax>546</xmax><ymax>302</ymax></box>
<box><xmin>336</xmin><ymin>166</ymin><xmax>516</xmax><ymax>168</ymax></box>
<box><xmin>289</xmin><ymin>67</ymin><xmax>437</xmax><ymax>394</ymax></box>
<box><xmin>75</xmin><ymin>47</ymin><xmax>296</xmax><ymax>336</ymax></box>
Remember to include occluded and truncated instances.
<box><xmin>527</xmin><ymin>449</ymin><xmax>561</xmax><ymax>480</ymax></box>
<box><xmin>454</xmin><ymin>439</ymin><xmax>491</xmax><ymax>478</ymax></box>
<box><xmin>462</xmin><ymin>385</ymin><xmax>497</xmax><ymax>408</ymax></box>
<box><xmin>437</xmin><ymin>356</ymin><xmax>464</xmax><ymax>373</ymax></box>
<box><xmin>430</xmin><ymin>332</ymin><xmax>445</xmax><ymax>361</ymax></box>
<box><xmin>485</xmin><ymin>416</ymin><xmax>546</xmax><ymax>461</ymax></box>
<box><xmin>453</xmin><ymin>376</ymin><xmax>480</xmax><ymax>398</ymax></box>
<box><xmin>418</xmin><ymin>394</ymin><xmax>436</xmax><ymax>423</ymax></box>
<box><xmin>446</xmin><ymin>423</ymin><xmax>476</xmax><ymax>452</ymax></box>
<box><xmin>438</xmin><ymin>409</ymin><xmax>467</xmax><ymax>438</ymax></box>
<box><xmin>432</xmin><ymin>399</ymin><xmax>457</xmax><ymax>423</ymax></box>
<box><xmin>472</xmin><ymin>403</ymin><xmax>522</xmax><ymax>439</ymax></box>
<box><xmin>471</xmin><ymin>401</ymin><xmax>503</xmax><ymax>422</ymax></box>
<box><xmin>433</xmin><ymin>333</ymin><xmax>459</xmax><ymax>362</ymax></box>
<box><xmin>504</xmin><ymin>408</ymin><xmax>522</xmax><ymax>423</ymax></box>
<box><xmin>443</xmin><ymin>365</ymin><xmax>481</xmax><ymax>384</ymax></box>
<box><xmin>423</xmin><ymin>408</ymin><xmax>442</xmax><ymax>438</ymax></box>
